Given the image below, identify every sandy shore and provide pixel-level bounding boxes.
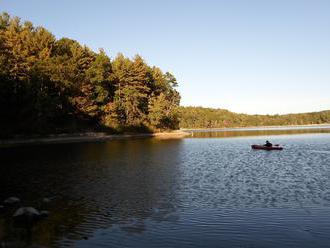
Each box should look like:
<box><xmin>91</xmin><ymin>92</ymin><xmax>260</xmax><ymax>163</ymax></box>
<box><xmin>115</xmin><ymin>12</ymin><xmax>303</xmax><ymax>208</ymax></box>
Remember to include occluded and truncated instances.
<box><xmin>0</xmin><ymin>131</ymin><xmax>190</xmax><ymax>147</ymax></box>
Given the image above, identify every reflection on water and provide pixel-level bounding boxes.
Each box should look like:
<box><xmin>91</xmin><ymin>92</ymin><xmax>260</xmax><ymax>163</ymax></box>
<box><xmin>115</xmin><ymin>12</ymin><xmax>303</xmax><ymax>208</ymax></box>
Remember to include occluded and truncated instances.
<box><xmin>188</xmin><ymin>126</ymin><xmax>330</xmax><ymax>138</ymax></box>
<box><xmin>0</xmin><ymin>139</ymin><xmax>183</xmax><ymax>247</ymax></box>
<box><xmin>1</xmin><ymin>130</ymin><xmax>330</xmax><ymax>247</ymax></box>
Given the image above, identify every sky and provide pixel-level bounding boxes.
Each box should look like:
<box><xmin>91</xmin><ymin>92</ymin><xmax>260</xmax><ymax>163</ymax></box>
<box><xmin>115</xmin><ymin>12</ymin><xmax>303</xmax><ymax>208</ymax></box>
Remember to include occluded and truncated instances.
<box><xmin>1</xmin><ymin>0</ymin><xmax>330</xmax><ymax>114</ymax></box>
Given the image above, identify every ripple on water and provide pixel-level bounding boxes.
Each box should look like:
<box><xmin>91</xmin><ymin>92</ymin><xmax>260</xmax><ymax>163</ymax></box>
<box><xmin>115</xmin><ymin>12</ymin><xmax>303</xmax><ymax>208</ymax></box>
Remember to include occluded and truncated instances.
<box><xmin>1</xmin><ymin>134</ymin><xmax>330</xmax><ymax>247</ymax></box>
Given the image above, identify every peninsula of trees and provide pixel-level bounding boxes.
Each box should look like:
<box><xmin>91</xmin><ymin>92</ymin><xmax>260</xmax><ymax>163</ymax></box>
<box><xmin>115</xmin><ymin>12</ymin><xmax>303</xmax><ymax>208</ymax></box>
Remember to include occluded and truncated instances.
<box><xmin>0</xmin><ymin>13</ymin><xmax>180</xmax><ymax>138</ymax></box>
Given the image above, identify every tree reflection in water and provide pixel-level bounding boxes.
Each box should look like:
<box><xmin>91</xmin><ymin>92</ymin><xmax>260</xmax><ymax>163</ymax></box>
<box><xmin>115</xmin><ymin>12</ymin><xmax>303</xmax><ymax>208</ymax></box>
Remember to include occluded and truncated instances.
<box><xmin>0</xmin><ymin>138</ymin><xmax>183</xmax><ymax>247</ymax></box>
<box><xmin>189</xmin><ymin>127</ymin><xmax>330</xmax><ymax>138</ymax></box>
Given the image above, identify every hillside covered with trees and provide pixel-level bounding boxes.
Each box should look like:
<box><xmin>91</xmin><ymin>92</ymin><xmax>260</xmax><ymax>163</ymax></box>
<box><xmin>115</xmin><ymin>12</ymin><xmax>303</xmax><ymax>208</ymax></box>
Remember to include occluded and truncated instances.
<box><xmin>0</xmin><ymin>13</ymin><xmax>180</xmax><ymax>138</ymax></box>
<box><xmin>180</xmin><ymin>107</ymin><xmax>330</xmax><ymax>129</ymax></box>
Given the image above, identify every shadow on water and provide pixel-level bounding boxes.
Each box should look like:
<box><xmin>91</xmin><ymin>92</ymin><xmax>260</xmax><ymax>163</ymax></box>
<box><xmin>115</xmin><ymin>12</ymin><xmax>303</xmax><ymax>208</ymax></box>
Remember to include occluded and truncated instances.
<box><xmin>0</xmin><ymin>138</ymin><xmax>184</xmax><ymax>247</ymax></box>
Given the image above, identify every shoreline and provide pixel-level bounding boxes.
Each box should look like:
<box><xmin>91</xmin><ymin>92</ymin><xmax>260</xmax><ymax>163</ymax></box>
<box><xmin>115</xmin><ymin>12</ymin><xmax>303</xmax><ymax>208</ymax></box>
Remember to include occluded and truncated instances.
<box><xmin>181</xmin><ymin>123</ymin><xmax>330</xmax><ymax>131</ymax></box>
<box><xmin>1</xmin><ymin>123</ymin><xmax>330</xmax><ymax>147</ymax></box>
<box><xmin>0</xmin><ymin>131</ymin><xmax>190</xmax><ymax>147</ymax></box>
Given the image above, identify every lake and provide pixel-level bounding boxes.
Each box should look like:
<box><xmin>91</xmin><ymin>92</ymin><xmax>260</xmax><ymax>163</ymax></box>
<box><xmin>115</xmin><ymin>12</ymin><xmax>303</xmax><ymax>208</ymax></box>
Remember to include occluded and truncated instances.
<box><xmin>1</xmin><ymin>126</ymin><xmax>330</xmax><ymax>247</ymax></box>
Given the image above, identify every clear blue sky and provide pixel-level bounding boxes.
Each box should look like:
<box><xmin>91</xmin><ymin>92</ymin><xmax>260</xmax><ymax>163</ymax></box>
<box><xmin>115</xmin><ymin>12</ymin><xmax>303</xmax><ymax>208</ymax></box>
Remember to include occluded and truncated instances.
<box><xmin>1</xmin><ymin>0</ymin><xmax>330</xmax><ymax>114</ymax></box>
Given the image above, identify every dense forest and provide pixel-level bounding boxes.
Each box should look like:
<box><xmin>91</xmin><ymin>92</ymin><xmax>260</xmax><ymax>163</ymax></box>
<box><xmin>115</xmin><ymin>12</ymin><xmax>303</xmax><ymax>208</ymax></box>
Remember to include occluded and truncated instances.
<box><xmin>180</xmin><ymin>107</ymin><xmax>330</xmax><ymax>129</ymax></box>
<box><xmin>1</xmin><ymin>13</ymin><xmax>329</xmax><ymax>138</ymax></box>
<box><xmin>0</xmin><ymin>13</ymin><xmax>180</xmax><ymax>138</ymax></box>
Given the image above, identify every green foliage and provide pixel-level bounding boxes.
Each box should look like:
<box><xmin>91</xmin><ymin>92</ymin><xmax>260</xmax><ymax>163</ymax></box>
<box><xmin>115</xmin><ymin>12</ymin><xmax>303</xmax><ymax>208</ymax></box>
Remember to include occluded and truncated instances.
<box><xmin>0</xmin><ymin>13</ymin><xmax>180</xmax><ymax>137</ymax></box>
<box><xmin>3</xmin><ymin>12</ymin><xmax>326</xmax><ymax>137</ymax></box>
<box><xmin>148</xmin><ymin>93</ymin><xmax>180</xmax><ymax>130</ymax></box>
<box><xmin>180</xmin><ymin>107</ymin><xmax>330</xmax><ymax>129</ymax></box>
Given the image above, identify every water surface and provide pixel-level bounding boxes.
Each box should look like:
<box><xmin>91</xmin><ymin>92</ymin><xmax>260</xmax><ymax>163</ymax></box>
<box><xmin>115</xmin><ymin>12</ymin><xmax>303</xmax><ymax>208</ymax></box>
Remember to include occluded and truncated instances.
<box><xmin>1</xmin><ymin>127</ymin><xmax>330</xmax><ymax>247</ymax></box>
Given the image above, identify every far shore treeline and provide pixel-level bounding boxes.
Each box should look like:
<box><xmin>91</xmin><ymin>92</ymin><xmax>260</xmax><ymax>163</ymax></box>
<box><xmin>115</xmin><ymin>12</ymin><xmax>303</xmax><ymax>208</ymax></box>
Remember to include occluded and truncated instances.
<box><xmin>0</xmin><ymin>13</ymin><xmax>329</xmax><ymax>138</ymax></box>
<box><xmin>0</xmin><ymin>13</ymin><xmax>180</xmax><ymax>138</ymax></box>
<box><xmin>180</xmin><ymin>107</ymin><xmax>330</xmax><ymax>129</ymax></box>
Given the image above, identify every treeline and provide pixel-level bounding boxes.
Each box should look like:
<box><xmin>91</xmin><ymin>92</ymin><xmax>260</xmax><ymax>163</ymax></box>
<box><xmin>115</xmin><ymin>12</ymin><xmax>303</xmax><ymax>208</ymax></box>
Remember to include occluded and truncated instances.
<box><xmin>180</xmin><ymin>107</ymin><xmax>330</xmax><ymax>129</ymax></box>
<box><xmin>0</xmin><ymin>13</ymin><xmax>180</xmax><ymax>137</ymax></box>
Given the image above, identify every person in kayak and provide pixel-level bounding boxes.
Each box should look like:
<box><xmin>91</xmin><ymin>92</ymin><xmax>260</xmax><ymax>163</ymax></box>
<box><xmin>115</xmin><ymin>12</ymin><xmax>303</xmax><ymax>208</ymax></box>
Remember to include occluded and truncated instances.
<box><xmin>264</xmin><ymin>140</ymin><xmax>273</xmax><ymax>147</ymax></box>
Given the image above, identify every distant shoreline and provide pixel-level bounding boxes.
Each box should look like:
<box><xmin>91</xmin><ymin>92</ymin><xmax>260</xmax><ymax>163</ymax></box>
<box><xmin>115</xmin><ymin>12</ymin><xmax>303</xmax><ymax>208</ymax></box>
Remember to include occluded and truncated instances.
<box><xmin>0</xmin><ymin>131</ymin><xmax>190</xmax><ymax>147</ymax></box>
<box><xmin>181</xmin><ymin>123</ymin><xmax>330</xmax><ymax>132</ymax></box>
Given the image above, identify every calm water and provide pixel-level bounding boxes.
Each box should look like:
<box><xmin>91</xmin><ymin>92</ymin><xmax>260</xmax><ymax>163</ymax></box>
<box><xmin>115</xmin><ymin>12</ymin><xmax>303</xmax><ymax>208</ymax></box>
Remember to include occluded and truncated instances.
<box><xmin>1</xmin><ymin>127</ymin><xmax>330</xmax><ymax>247</ymax></box>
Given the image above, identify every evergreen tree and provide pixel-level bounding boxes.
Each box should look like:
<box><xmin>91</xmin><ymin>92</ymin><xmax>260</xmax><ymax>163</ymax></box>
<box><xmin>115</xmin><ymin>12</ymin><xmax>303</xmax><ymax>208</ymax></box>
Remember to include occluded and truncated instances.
<box><xmin>0</xmin><ymin>13</ymin><xmax>182</xmax><ymax>136</ymax></box>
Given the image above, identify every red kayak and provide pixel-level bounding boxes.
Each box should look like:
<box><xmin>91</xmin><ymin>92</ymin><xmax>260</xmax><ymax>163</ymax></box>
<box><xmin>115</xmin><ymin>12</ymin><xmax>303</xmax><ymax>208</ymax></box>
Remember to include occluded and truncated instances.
<box><xmin>251</xmin><ymin>145</ymin><xmax>283</xmax><ymax>150</ymax></box>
